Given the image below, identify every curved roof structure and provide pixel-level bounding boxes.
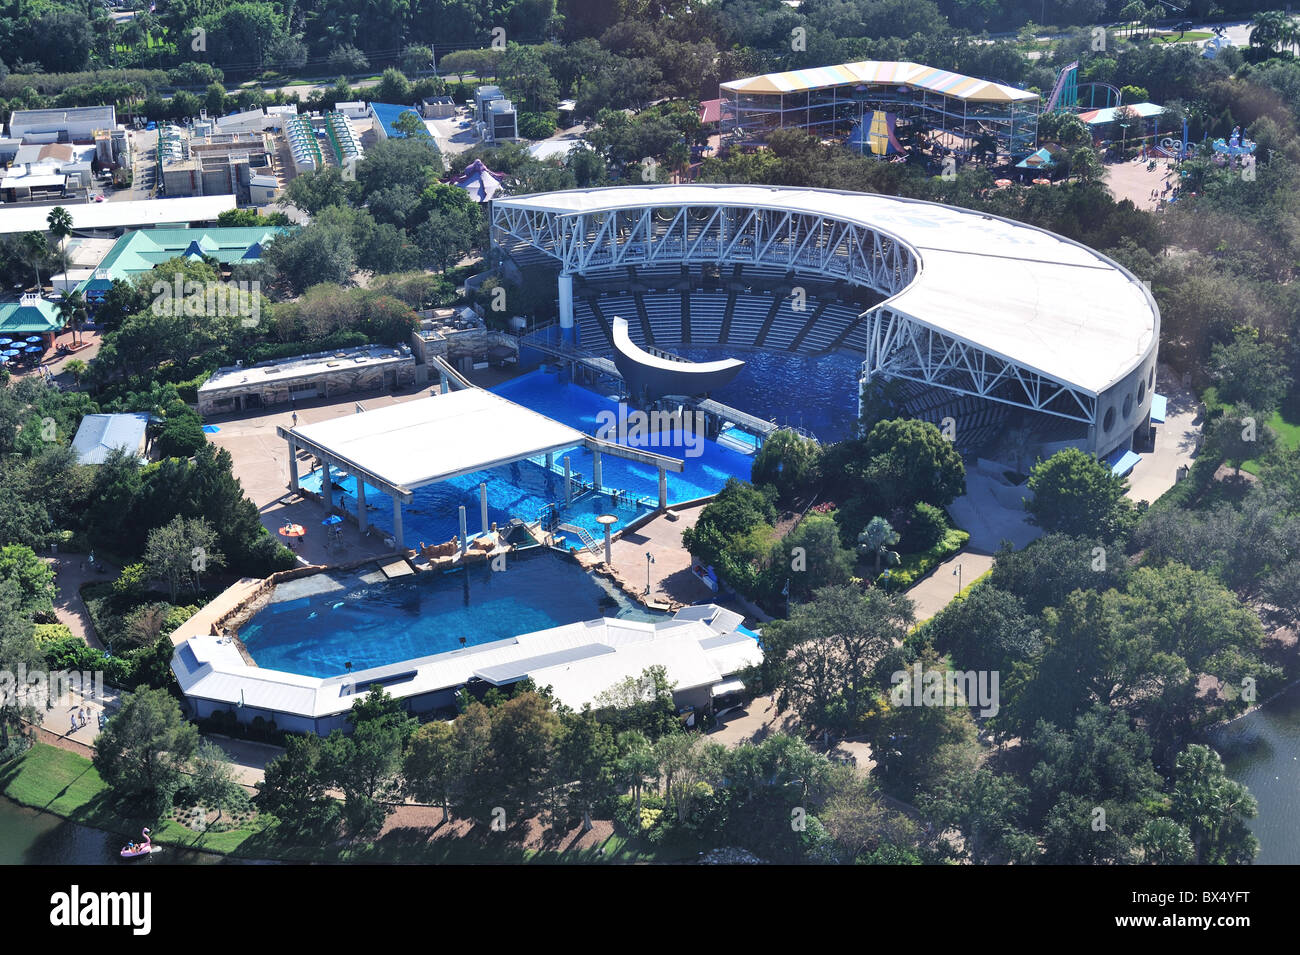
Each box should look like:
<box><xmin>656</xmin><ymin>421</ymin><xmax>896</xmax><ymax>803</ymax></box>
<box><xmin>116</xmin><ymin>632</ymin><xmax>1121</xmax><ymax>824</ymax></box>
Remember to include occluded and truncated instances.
<box><xmin>492</xmin><ymin>184</ymin><xmax>1158</xmax><ymax>397</ymax></box>
<box><xmin>720</xmin><ymin>61</ymin><xmax>1038</xmax><ymax>103</ymax></box>
<box><xmin>611</xmin><ymin>317</ymin><xmax>745</xmax><ymax>399</ymax></box>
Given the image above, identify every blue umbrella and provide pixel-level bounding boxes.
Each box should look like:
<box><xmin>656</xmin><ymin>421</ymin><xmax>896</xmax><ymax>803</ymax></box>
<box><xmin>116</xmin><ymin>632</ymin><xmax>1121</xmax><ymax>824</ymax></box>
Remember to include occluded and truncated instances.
<box><xmin>322</xmin><ymin>514</ymin><xmax>343</xmax><ymax>526</ymax></box>
<box><xmin>1</xmin><ymin>350</ymin><xmax>19</xmax><ymax>358</ymax></box>
<box><xmin>25</xmin><ymin>345</ymin><xmax>43</xmax><ymax>353</ymax></box>
<box><xmin>24</xmin><ymin>336</ymin><xmax>42</xmax><ymax>344</ymax></box>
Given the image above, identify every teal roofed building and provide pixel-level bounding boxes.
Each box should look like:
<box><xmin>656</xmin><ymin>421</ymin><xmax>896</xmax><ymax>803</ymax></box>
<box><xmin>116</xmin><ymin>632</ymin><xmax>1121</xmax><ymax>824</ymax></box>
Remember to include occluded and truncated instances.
<box><xmin>76</xmin><ymin>225</ymin><xmax>293</xmax><ymax>302</ymax></box>
<box><xmin>0</xmin><ymin>293</ymin><xmax>63</xmax><ymax>343</ymax></box>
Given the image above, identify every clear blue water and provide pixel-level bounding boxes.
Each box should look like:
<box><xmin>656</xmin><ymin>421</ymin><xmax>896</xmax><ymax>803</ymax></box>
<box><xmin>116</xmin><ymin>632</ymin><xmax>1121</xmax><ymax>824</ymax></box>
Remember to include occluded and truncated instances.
<box><xmin>674</xmin><ymin>347</ymin><xmax>863</xmax><ymax>442</ymax></box>
<box><xmin>302</xmin><ymin>370</ymin><xmax>756</xmax><ymax>547</ymax></box>
<box><xmin>719</xmin><ymin>426</ymin><xmax>759</xmax><ymax>451</ymax></box>
<box><xmin>239</xmin><ymin>551</ymin><xmax>663</xmax><ymax>678</ymax></box>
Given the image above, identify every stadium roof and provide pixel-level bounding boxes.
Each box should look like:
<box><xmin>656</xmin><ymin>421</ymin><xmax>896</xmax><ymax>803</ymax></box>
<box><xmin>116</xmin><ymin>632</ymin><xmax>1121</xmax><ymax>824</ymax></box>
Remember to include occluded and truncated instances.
<box><xmin>288</xmin><ymin>387</ymin><xmax>585</xmax><ymax>492</ymax></box>
<box><xmin>494</xmin><ymin>185</ymin><xmax>1157</xmax><ymax>395</ymax></box>
<box><xmin>0</xmin><ymin>195</ymin><xmax>237</xmax><ymax>237</ymax></box>
<box><xmin>721</xmin><ymin>61</ymin><xmax>1039</xmax><ymax>103</ymax></box>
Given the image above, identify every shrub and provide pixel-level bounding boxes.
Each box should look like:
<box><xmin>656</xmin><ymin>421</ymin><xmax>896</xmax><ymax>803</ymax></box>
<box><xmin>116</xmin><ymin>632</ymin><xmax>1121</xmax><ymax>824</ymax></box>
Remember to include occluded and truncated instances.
<box><xmin>899</xmin><ymin>501</ymin><xmax>948</xmax><ymax>554</ymax></box>
<box><xmin>879</xmin><ymin>528</ymin><xmax>969</xmax><ymax>592</ymax></box>
<box><xmin>517</xmin><ymin>111</ymin><xmax>557</xmax><ymax>139</ymax></box>
<box><xmin>33</xmin><ymin>623</ymin><xmax>74</xmax><ymax>646</ymax></box>
<box><xmin>155</xmin><ymin>415</ymin><xmax>206</xmax><ymax>459</ymax></box>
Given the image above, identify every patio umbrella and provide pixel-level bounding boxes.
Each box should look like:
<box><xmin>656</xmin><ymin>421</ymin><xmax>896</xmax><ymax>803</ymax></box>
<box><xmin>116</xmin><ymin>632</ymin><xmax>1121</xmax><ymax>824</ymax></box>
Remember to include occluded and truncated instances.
<box><xmin>1</xmin><ymin>349</ymin><xmax>19</xmax><ymax>358</ymax></box>
<box><xmin>278</xmin><ymin>523</ymin><xmax>306</xmax><ymax>538</ymax></box>
<box><xmin>995</xmin><ymin>178</ymin><xmax>1013</xmax><ymax>187</ymax></box>
<box><xmin>24</xmin><ymin>345</ymin><xmax>42</xmax><ymax>353</ymax></box>
<box><xmin>24</xmin><ymin>336</ymin><xmax>42</xmax><ymax>344</ymax></box>
<box><xmin>322</xmin><ymin>514</ymin><xmax>343</xmax><ymax>526</ymax></box>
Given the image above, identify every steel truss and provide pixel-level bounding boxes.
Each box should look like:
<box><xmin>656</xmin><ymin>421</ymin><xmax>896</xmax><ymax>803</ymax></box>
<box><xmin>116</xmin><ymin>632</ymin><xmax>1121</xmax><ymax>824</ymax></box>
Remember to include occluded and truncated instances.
<box><xmin>863</xmin><ymin>306</ymin><xmax>1097</xmax><ymax>425</ymax></box>
<box><xmin>491</xmin><ymin>202</ymin><xmax>917</xmax><ymax>296</ymax></box>
<box><xmin>492</xmin><ymin>198</ymin><xmax>1097</xmax><ymax>431</ymax></box>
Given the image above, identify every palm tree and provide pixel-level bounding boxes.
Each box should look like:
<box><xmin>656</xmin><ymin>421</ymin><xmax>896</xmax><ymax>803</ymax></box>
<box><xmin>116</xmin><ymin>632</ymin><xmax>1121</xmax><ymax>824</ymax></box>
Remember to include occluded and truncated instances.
<box><xmin>858</xmin><ymin>516</ymin><xmax>900</xmax><ymax>573</ymax></box>
<box><xmin>46</xmin><ymin>206</ymin><xmax>73</xmax><ymax>287</ymax></box>
<box><xmin>19</xmin><ymin>231</ymin><xmax>49</xmax><ymax>289</ymax></box>
<box><xmin>1249</xmin><ymin>10</ymin><xmax>1290</xmax><ymax>55</ymax></box>
<box><xmin>56</xmin><ymin>290</ymin><xmax>89</xmax><ymax>345</ymax></box>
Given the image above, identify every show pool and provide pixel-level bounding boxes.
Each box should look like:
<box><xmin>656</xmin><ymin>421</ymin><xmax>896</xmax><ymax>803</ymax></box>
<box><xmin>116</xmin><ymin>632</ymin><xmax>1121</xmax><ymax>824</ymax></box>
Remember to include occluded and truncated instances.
<box><xmin>238</xmin><ymin>551</ymin><xmax>663</xmax><ymax>678</ymax></box>
<box><xmin>300</xmin><ymin>369</ymin><xmax>755</xmax><ymax>548</ymax></box>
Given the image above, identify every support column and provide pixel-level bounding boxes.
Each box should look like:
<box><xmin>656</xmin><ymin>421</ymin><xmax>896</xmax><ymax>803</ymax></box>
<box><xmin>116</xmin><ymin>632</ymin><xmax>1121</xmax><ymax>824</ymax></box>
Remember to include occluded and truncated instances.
<box><xmin>287</xmin><ymin>439</ymin><xmax>299</xmax><ymax>490</ymax></box>
<box><xmin>479</xmin><ymin>483</ymin><xmax>489</xmax><ymax>536</ymax></box>
<box><xmin>439</xmin><ymin>369</ymin><xmax>449</xmax><ymax>394</ymax></box>
<box><xmin>355</xmin><ymin>478</ymin><xmax>368</xmax><ymax>532</ymax></box>
<box><xmin>391</xmin><ymin>494</ymin><xmax>405</xmax><ymax>551</ymax></box>
<box><xmin>323</xmin><ymin>458</ymin><xmax>334</xmax><ymax>511</ymax></box>
<box><xmin>592</xmin><ymin>449</ymin><xmax>602</xmax><ymax>492</ymax></box>
<box><xmin>558</xmin><ymin>272</ymin><xmax>575</xmax><ymax>347</ymax></box>
<box><xmin>545</xmin><ymin>451</ymin><xmax>554</xmax><ymax>470</ymax></box>
<box><xmin>563</xmin><ymin>455</ymin><xmax>572</xmax><ymax>505</ymax></box>
<box><xmin>658</xmin><ymin>468</ymin><xmax>668</xmax><ymax>510</ymax></box>
<box><xmin>458</xmin><ymin>506</ymin><xmax>468</xmax><ymax>555</ymax></box>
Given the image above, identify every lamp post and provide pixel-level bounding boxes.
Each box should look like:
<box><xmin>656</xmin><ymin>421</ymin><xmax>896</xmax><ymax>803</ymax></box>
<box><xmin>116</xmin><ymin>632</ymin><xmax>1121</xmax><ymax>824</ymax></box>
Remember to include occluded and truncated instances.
<box><xmin>645</xmin><ymin>551</ymin><xmax>656</xmax><ymax>595</ymax></box>
<box><xmin>953</xmin><ymin>563</ymin><xmax>963</xmax><ymax>594</ymax></box>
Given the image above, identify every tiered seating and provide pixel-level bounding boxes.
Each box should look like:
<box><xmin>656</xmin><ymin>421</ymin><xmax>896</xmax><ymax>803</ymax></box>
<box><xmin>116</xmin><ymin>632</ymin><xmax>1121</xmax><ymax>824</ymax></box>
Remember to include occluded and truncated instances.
<box><xmin>573</xmin><ymin>297</ymin><xmax>612</xmax><ymax>350</ymax></box>
<box><xmin>907</xmin><ymin>393</ymin><xmax>1010</xmax><ymax>455</ymax></box>
<box><xmin>685</xmin><ymin>289</ymin><xmax>727</xmax><ymax>344</ymax></box>
<box><xmin>725</xmin><ymin>292</ymin><xmax>773</xmax><ymax>347</ymax></box>
<box><xmin>798</xmin><ymin>300</ymin><xmax>862</xmax><ymax>353</ymax></box>
<box><xmin>642</xmin><ymin>291</ymin><xmax>681</xmax><ymax>344</ymax></box>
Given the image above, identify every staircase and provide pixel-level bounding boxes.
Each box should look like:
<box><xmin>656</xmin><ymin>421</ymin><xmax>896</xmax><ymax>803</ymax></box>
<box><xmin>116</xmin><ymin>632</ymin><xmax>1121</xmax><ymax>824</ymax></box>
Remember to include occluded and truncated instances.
<box><xmin>556</xmin><ymin>523</ymin><xmax>601</xmax><ymax>555</ymax></box>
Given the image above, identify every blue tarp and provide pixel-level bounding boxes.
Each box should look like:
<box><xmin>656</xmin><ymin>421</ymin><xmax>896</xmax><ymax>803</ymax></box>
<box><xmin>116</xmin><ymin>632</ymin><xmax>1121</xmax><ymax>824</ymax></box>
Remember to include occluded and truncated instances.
<box><xmin>1150</xmin><ymin>393</ymin><xmax>1167</xmax><ymax>423</ymax></box>
<box><xmin>202</xmin><ymin>425</ymin><xmax>221</xmax><ymax>433</ymax></box>
<box><xmin>1106</xmin><ymin>447</ymin><xmax>1141</xmax><ymax>476</ymax></box>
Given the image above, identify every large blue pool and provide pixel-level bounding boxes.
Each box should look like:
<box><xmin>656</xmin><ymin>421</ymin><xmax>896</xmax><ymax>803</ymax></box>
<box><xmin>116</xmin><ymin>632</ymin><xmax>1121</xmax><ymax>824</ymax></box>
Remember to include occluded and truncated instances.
<box><xmin>302</xmin><ymin>369</ymin><xmax>756</xmax><ymax>547</ymax></box>
<box><xmin>239</xmin><ymin>550</ymin><xmax>662</xmax><ymax>677</ymax></box>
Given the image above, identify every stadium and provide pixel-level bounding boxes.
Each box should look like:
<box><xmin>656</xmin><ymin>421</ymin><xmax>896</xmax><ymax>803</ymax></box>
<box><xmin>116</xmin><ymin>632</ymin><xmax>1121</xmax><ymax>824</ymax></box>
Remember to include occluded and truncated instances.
<box><xmin>492</xmin><ymin>183</ymin><xmax>1161</xmax><ymax>463</ymax></box>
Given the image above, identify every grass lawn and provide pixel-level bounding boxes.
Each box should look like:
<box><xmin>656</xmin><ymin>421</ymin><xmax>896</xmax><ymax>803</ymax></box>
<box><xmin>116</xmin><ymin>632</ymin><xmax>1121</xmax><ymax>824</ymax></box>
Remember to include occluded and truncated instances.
<box><xmin>1242</xmin><ymin>407</ymin><xmax>1300</xmax><ymax>474</ymax></box>
<box><xmin>0</xmin><ymin>744</ymin><xmax>264</xmax><ymax>855</ymax></box>
<box><xmin>1151</xmin><ymin>31</ymin><xmax>1213</xmax><ymax>43</ymax></box>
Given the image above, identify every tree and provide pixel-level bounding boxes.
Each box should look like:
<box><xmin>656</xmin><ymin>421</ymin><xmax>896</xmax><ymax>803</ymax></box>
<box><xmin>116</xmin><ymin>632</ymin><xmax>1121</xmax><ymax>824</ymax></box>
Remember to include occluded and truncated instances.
<box><xmin>556</xmin><ymin>708</ymin><xmax>618</xmax><ymax>832</ymax></box>
<box><xmin>400</xmin><ymin>45</ymin><xmax>434</xmax><ymax>76</ymax></box>
<box><xmin>189</xmin><ymin>738</ymin><xmax>244</xmax><ymax>823</ymax></box>
<box><xmin>18</xmin><ymin>231</ymin><xmax>48</xmax><ymax>289</ymax></box>
<box><xmin>1138</xmin><ymin>817</ymin><xmax>1196</xmax><ymax>864</ymax></box>
<box><xmin>925</xmin><ymin>582</ymin><xmax>1042</xmax><ymax>674</ymax></box>
<box><xmin>46</xmin><ymin>206</ymin><xmax>73</xmax><ymax>282</ymax></box>
<box><xmin>0</xmin><ymin>581</ymin><xmax>43</xmax><ymax>748</ymax></box>
<box><xmin>392</xmin><ymin>110</ymin><xmax>427</xmax><ymax>139</ymax></box>
<box><xmin>615</xmin><ymin>730</ymin><xmax>657</xmax><ymax>831</ymax></box>
<box><xmin>1202</xmin><ymin>407</ymin><xmax>1276</xmax><ymax>474</ymax></box>
<box><xmin>858</xmin><ymin>516</ymin><xmax>900</xmax><ymax>574</ymax></box>
<box><xmin>919</xmin><ymin>766</ymin><xmax>1037</xmax><ymax>864</ymax></box>
<box><xmin>323</xmin><ymin>688</ymin><xmax>413</xmax><ymax>835</ymax></box>
<box><xmin>750</xmin><ymin>428</ymin><xmax>820</xmax><ymax>506</ymax></box>
<box><xmin>282</xmin><ymin>166</ymin><xmax>360</xmax><ymax>215</ymax></box>
<box><xmin>1025</xmin><ymin>447</ymin><xmax>1135</xmax><ymax>540</ymax></box>
<box><xmin>94</xmin><ymin>687</ymin><xmax>199</xmax><ymax>815</ymax></box>
<box><xmin>144</xmin><ymin>516</ymin><xmax>222</xmax><ymax>602</ymax></box>
<box><xmin>55</xmin><ymin>291</ymin><xmax>88</xmax><ymax>345</ymax></box>
<box><xmin>1170</xmin><ymin>743</ymin><xmax>1259</xmax><ymax>864</ymax></box>
<box><xmin>762</xmin><ymin>584</ymin><xmax>914</xmax><ymax>736</ymax></box>
<box><xmin>1069</xmin><ymin>145</ymin><xmax>1106</xmax><ymax>184</ymax></box>
<box><xmin>0</xmin><ymin>544</ymin><xmax>56</xmax><ymax>618</ymax></box>
<box><xmin>859</xmin><ymin>418</ymin><xmax>966</xmax><ymax>511</ymax></box>
<box><xmin>488</xmin><ymin>692</ymin><xmax>561</xmax><ymax>818</ymax></box>
<box><xmin>1210</xmin><ymin>328</ymin><xmax>1292</xmax><ymax>414</ymax></box>
<box><xmin>988</xmin><ymin>532</ymin><xmax>1129</xmax><ymax>616</ymax></box>
<box><xmin>327</xmin><ymin>45</ymin><xmax>369</xmax><ymax>77</ymax></box>
<box><xmin>403</xmin><ymin>720</ymin><xmax>459</xmax><ymax>823</ymax></box>
<box><xmin>256</xmin><ymin>733</ymin><xmax>339</xmax><ymax>835</ymax></box>
<box><xmin>780</xmin><ymin>512</ymin><xmax>856</xmax><ymax>600</ymax></box>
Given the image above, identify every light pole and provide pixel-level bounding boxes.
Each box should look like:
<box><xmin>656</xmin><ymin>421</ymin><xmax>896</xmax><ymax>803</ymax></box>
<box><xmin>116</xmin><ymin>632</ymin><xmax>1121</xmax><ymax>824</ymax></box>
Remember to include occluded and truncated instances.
<box><xmin>953</xmin><ymin>562</ymin><xmax>963</xmax><ymax>594</ymax></box>
<box><xmin>645</xmin><ymin>552</ymin><xmax>656</xmax><ymax>595</ymax></box>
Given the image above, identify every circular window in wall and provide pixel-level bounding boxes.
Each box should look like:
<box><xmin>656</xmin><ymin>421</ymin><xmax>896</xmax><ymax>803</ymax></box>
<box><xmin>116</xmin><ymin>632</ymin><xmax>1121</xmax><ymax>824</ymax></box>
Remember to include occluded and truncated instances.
<box><xmin>1137</xmin><ymin>380</ymin><xmax>1146</xmax><ymax>404</ymax></box>
<box><xmin>1103</xmin><ymin>407</ymin><xmax>1116</xmax><ymax>432</ymax></box>
<box><xmin>1123</xmin><ymin>394</ymin><xmax>1134</xmax><ymax>419</ymax></box>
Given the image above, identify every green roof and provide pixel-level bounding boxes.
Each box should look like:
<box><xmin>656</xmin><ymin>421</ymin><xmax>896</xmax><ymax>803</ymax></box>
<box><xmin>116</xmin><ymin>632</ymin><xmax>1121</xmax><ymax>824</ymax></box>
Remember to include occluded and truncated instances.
<box><xmin>77</xmin><ymin>225</ymin><xmax>293</xmax><ymax>296</ymax></box>
<box><xmin>0</xmin><ymin>296</ymin><xmax>62</xmax><ymax>335</ymax></box>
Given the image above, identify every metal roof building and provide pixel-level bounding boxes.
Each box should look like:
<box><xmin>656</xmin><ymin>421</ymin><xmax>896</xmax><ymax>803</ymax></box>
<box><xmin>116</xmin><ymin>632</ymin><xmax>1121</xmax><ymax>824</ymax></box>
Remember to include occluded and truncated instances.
<box><xmin>492</xmin><ymin>184</ymin><xmax>1160</xmax><ymax>458</ymax></box>
<box><xmin>70</xmin><ymin>412</ymin><xmax>151</xmax><ymax>465</ymax></box>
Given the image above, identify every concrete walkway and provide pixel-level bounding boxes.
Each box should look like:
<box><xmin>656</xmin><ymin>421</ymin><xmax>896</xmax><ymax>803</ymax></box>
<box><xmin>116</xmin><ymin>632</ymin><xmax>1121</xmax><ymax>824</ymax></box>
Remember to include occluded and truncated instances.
<box><xmin>48</xmin><ymin>554</ymin><xmax>111</xmax><ymax>651</ymax></box>
<box><xmin>903</xmin><ymin>551</ymin><xmax>996</xmax><ymax>624</ymax></box>
<box><xmin>1126</xmin><ymin>370</ymin><xmax>1201</xmax><ymax>504</ymax></box>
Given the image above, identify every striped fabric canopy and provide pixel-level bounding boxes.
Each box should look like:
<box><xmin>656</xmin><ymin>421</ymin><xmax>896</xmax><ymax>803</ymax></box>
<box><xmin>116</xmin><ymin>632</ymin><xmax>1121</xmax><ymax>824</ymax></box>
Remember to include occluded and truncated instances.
<box><xmin>721</xmin><ymin>61</ymin><xmax>1038</xmax><ymax>103</ymax></box>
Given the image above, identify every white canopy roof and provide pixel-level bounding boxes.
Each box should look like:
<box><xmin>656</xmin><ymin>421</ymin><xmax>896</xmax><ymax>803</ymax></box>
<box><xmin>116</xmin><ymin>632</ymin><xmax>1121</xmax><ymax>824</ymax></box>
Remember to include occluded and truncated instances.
<box><xmin>289</xmin><ymin>387</ymin><xmax>585</xmax><ymax>491</ymax></box>
<box><xmin>0</xmin><ymin>195</ymin><xmax>236</xmax><ymax>236</ymax></box>
<box><xmin>495</xmin><ymin>185</ymin><xmax>1159</xmax><ymax>395</ymax></box>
